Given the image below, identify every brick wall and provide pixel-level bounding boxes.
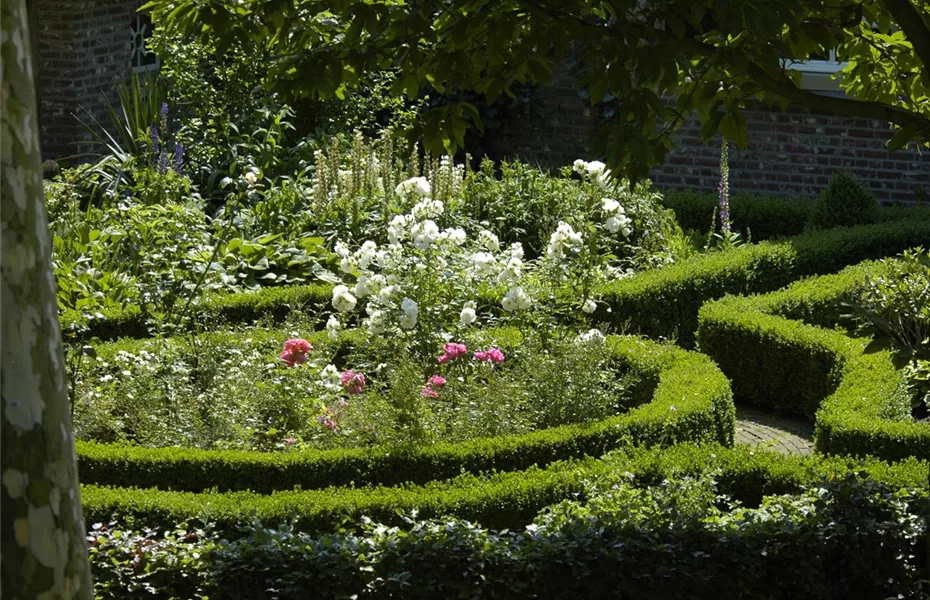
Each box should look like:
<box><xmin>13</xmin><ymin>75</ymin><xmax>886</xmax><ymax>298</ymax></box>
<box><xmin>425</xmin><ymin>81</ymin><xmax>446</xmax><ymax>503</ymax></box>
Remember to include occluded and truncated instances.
<box><xmin>499</xmin><ymin>74</ymin><xmax>929</xmax><ymax>204</ymax></box>
<box><xmin>36</xmin><ymin>0</ymin><xmax>144</xmax><ymax>160</ymax></box>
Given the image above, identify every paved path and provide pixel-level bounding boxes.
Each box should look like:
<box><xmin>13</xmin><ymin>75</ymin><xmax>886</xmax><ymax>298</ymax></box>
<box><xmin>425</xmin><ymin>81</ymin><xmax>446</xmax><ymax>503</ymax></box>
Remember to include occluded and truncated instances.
<box><xmin>734</xmin><ymin>404</ymin><xmax>814</xmax><ymax>455</ymax></box>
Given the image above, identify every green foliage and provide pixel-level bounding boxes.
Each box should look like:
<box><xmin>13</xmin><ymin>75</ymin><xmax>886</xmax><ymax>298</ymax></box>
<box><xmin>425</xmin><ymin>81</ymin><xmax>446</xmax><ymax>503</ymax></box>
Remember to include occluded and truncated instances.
<box><xmin>75</xmin><ymin>334</ymin><xmax>734</xmax><ymax>492</ymax></box>
<box><xmin>696</xmin><ymin>260</ymin><xmax>930</xmax><ymax>460</ymax></box>
<box><xmin>86</xmin><ymin>446</ymin><xmax>929</xmax><ymax>599</ymax></box>
<box><xmin>662</xmin><ymin>190</ymin><xmax>813</xmax><ymax>239</ymax></box>
<box><xmin>144</xmin><ymin>0</ymin><xmax>930</xmax><ymax>182</ymax></box>
<box><xmin>810</xmin><ymin>170</ymin><xmax>880</xmax><ymax>230</ymax></box>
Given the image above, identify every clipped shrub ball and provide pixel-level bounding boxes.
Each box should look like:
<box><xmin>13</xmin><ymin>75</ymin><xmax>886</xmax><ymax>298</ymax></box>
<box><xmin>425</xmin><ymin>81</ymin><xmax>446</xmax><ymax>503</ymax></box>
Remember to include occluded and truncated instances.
<box><xmin>810</xmin><ymin>170</ymin><xmax>879</xmax><ymax>230</ymax></box>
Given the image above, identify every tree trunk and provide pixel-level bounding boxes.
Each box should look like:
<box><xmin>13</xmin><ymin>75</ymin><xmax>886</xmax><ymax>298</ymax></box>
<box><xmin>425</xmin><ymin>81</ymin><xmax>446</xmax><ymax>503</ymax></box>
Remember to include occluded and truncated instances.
<box><xmin>1</xmin><ymin>0</ymin><xmax>94</xmax><ymax>596</ymax></box>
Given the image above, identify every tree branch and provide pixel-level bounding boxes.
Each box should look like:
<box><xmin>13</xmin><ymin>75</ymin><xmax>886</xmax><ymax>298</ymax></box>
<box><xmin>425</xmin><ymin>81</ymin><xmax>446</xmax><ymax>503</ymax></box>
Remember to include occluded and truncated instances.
<box><xmin>880</xmin><ymin>0</ymin><xmax>930</xmax><ymax>80</ymax></box>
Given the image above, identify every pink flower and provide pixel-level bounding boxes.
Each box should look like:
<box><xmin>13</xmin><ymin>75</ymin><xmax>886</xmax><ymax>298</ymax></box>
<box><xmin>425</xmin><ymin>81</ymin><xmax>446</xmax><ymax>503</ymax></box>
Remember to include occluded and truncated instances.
<box><xmin>437</xmin><ymin>354</ymin><xmax>452</xmax><ymax>364</ymax></box>
<box><xmin>420</xmin><ymin>385</ymin><xmax>440</xmax><ymax>398</ymax></box>
<box><xmin>336</xmin><ymin>399</ymin><xmax>349</xmax><ymax>408</ymax></box>
<box><xmin>317</xmin><ymin>415</ymin><xmax>338</xmax><ymax>430</ymax></box>
<box><xmin>474</xmin><ymin>348</ymin><xmax>505</xmax><ymax>364</ymax></box>
<box><xmin>427</xmin><ymin>375</ymin><xmax>447</xmax><ymax>389</ymax></box>
<box><xmin>280</xmin><ymin>338</ymin><xmax>312</xmax><ymax>367</ymax></box>
<box><xmin>340</xmin><ymin>370</ymin><xmax>366</xmax><ymax>395</ymax></box>
<box><xmin>444</xmin><ymin>342</ymin><xmax>468</xmax><ymax>358</ymax></box>
<box><xmin>284</xmin><ymin>437</ymin><xmax>298</xmax><ymax>445</ymax></box>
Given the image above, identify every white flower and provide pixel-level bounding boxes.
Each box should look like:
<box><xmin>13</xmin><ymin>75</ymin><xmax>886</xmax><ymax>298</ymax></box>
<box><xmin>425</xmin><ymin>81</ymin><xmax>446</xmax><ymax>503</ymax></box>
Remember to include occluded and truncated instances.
<box><xmin>243</xmin><ymin>170</ymin><xmax>258</xmax><ymax>186</ymax></box>
<box><xmin>585</xmin><ymin>160</ymin><xmax>606</xmax><ymax>177</ymax></box>
<box><xmin>477</xmin><ymin>230</ymin><xmax>500</xmax><ymax>252</ymax></box>
<box><xmin>377</xmin><ymin>285</ymin><xmax>399</xmax><ymax>304</ymax></box>
<box><xmin>441</xmin><ymin>227</ymin><xmax>467</xmax><ymax>246</ymax></box>
<box><xmin>471</xmin><ymin>251</ymin><xmax>497</xmax><ymax>278</ymax></box>
<box><xmin>502</xmin><ymin>286</ymin><xmax>532</xmax><ymax>312</ymax></box>
<box><xmin>320</xmin><ymin>364</ymin><xmax>342</xmax><ymax>389</ymax></box>
<box><xmin>606</xmin><ymin>214</ymin><xmax>632</xmax><ymax>235</ymax></box>
<box><xmin>334</xmin><ymin>241</ymin><xmax>352</xmax><ymax>258</ymax></box>
<box><xmin>331</xmin><ymin>284</ymin><xmax>357</xmax><ymax>312</ymax></box>
<box><xmin>602</xmin><ymin>197</ymin><xmax>621</xmax><ymax>214</ymax></box>
<box><xmin>509</xmin><ymin>242</ymin><xmax>524</xmax><ymax>260</ymax></box>
<box><xmin>354</xmin><ymin>274</ymin><xmax>374</xmax><ymax>298</ymax></box>
<box><xmin>497</xmin><ymin>256</ymin><xmax>523</xmax><ymax>284</ymax></box>
<box><xmin>367</xmin><ymin>310</ymin><xmax>387</xmax><ymax>335</ymax></box>
<box><xmin>399</xmin><ymin>297</ymin><xmax>418</xmax><ymax>330</ymax></box>
<box><xmin>377</xmin><ymin>246</ymin><xmax>402</xmax><ymax>269</ymax></box>
<box><xmin>325</xmin><ymin>315</ymin><xmax>342</xmax><ymax>340</ymax></box>
<box><xmin>411</xmin><ymin>220</ymin><xmax>440</xmax><ymax>250</ymax></box>
<box><xmin>582</xmin><ymin>298</ymin><xmax>597</xmax><ymax>314</ymax></box>
<box><xmin>395</xmin><ymin>176</ymin><xmax>431</xmax><ymax>198</ymax></box>
<box><xmin>356</xmin><ymin>240</ymin><xmax>378</xmax><ymax>270</ymax></box>
<box><xmin>459</xmin><ymin>301</ymin><xmax>477</xmax><ymax>326</ymax></box>
<box><xmin>387</xmin><ymin>215</ymin><xmax>409</xmax><ymax>244</ymax></box>
<box><xmin>546</xmin><ymin>221</ymin><xmax>583</xmax><ymax>261</ymax></box>
<box><xmin>411</xmin><ymin>198</ymin><xmax>444</xmax><ymax>221</ymax></box>
<box><xmin>575</xmin><ymin>328</ymin><xmax>606</xmax><ymax>345</ymax></box>
<box><xmin>340</xmin><ymin>255</ymin><xmax>358</xmax><ymax>274</ymax></box>
<box><xmin>572</xmin><ymin>159</ymin><xmax>586</xmax><ymax>174</ymax></box>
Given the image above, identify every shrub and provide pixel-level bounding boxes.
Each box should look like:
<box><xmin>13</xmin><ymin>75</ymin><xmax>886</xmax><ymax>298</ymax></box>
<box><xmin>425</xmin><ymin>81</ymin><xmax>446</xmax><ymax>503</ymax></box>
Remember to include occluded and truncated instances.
<box><xmin>809</xmin><ymin>170</ymin><xmax>880</xmax><ymax>230</ymax></box>
<box><xmin>85</xmin><ymin>445</ymin><xmax>929</xmax><ymax>599</ymax></box>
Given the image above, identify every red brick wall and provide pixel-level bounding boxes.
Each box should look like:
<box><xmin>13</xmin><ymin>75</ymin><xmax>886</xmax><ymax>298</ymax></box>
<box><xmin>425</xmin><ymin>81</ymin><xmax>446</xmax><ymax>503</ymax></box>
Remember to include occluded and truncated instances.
<box><xmin>498</xmin><ymin>75</ymin><xmax>929</xmax><ymax>204</ymax></box>
<box><xmin>36</xmin><ymin>0</ymin><xmax>144</xmax><ymax>160</ymax></box>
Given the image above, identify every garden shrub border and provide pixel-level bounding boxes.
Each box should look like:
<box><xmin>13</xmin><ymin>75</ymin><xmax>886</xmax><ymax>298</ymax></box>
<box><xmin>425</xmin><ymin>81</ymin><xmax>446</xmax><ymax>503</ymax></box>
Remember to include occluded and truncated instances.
<box><xmin>66</xmin><ymin>218</ymin><xmax>930</xmax><ymax>346</ymax></box>
<box><xmin>76</xmin><ymin>334</ymin><xmax>735</xmax><ymax>493</ymax></box>
<box><xmin>79</xmin><ymin>442</ymin><xmax>929</xmax><ymax>534</ymax></box>
<box><xmin>696</xmin><ymin>261</ymin><xmax>930</xmax><ymax>461</ymax></box>
<box><xmin>660</xmin><ymin>189</ymin><xmax>930</xmax><ymax>238</ymax></box>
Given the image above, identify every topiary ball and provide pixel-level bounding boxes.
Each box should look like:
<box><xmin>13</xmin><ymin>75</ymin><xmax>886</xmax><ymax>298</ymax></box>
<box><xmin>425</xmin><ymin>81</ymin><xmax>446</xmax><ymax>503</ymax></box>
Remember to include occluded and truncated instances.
<box><xmin>810</xmin><ymin>170</ymin><xmax>879</xmax><ymax>229</ymax></box>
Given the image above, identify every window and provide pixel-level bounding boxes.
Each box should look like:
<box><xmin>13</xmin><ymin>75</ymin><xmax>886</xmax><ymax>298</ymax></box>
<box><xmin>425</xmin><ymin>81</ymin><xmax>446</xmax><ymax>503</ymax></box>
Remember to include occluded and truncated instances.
<box><xmin>129</xmin><ymin>14</ymin><xmax>159</xmax><ymax>73</ymax></box>
<box><xmin>781</xmin><ymin>49</ymin><xmax>846</xmax><ymax>92</ymax></box>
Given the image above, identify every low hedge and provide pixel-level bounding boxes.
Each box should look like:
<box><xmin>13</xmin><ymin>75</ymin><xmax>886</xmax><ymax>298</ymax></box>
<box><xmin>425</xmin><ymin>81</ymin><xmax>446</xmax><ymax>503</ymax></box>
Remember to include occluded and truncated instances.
<box><xmin>80</xmin><ymin>442</ymin><xmax>929</xmax><ymax>535</ymax></box>
<box><xmin>77</xmin><ymin>334</ymin><xmax>735</xmax><ymax>493</ymax></box>
<box><xmin>696</xmin><ymin>261</ymin><xmax>930</xmax><ymax>461</ymax></box>
<box><xmin>661</xmin><ymin>189</ymin><xmax>930</xmax><ymax>239</ymax></box>
<box><xmin>594</xmin><ymin>217</ymin><xmax>930</xmax><ymax>346</ymax></box>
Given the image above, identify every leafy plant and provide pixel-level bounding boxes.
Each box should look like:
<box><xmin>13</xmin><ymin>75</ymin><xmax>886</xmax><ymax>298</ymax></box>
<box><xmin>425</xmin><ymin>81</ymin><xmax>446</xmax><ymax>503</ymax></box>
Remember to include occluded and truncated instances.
<box><xmin>810</xmin><ymin>170</ymin><xmax>880</xmax><ymax>230</ymax></box>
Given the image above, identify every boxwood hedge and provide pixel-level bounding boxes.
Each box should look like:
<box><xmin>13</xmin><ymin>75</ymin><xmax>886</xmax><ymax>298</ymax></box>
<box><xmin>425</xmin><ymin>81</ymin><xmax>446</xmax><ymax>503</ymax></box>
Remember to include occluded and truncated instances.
<box><xmin>79</xmin><ymin>442</ymin><xmax>929</xmax><ymax>535</ymax></box>
<box><xmin>696</xmin><ymin>261</ymin><xmax>930</xmax><ymax>461</ymax></box>
<box><xmin>77</xmin><ymin>334</ymin><xmax>735</xmax><ymax>493</ymax></box>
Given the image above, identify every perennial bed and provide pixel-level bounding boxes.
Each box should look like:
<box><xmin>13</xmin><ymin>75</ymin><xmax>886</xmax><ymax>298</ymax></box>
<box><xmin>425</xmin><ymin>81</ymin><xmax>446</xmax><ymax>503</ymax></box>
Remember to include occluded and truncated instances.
<box><xmin>76</xmin><ymin>334</ymin><xmax>734</xmax><ymax>492</ymax></box>
<box><xmin>65</xmin><ymin>217</ymin><xmax>930</xmax><ymax>346</ymax></box>
<box><xmin>697</xmin><ymin>260</ymin><xmax>930</xmax><ymax>461</ymax></box>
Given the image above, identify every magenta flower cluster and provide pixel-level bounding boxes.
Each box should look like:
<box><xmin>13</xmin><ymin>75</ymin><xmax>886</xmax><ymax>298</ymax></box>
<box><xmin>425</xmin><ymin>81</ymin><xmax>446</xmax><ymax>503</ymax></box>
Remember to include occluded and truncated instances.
<box><xmin>423</xmin><ymin>343</ymin><xmax>506</xmax><ymax>398</ymax></box>
<box><xmin>280</xmin><ymin>338</ymin><xmax>312</xmax><ymax>367</ymax></box>
<box><xmin>437</xmin><ymin>342</ymin><xmax>469</xmax><ymax>364</ymax></box>
<box><xmin>340</xmin><ymin>370</ymin><xmax>367</xmax><ymax>395</ymax></box>
<box><xmin>420</xmin><ymin>374</ymin><xmax>447</xmax><ymax>398</ymax></box>
<box><xmin>474</xmin><ymin>348</ymin><xmax>505</xmax><ymax>364</ymax></box>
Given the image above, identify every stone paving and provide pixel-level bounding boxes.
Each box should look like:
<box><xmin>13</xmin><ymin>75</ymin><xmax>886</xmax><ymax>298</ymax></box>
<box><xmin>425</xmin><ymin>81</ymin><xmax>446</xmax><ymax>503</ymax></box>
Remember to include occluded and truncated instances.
<box><xmin>734</xmin><ymin>404</ymin><xmax>815</xmax><ymax>455</ymax></box>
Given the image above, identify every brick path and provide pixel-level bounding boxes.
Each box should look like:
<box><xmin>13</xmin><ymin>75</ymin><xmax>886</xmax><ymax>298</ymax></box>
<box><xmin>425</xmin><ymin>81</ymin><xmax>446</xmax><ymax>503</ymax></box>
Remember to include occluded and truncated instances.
<box><xmin>734</xmin><ymin>404</ymin><xmax>815</xmax><ymax>455</ymax></box>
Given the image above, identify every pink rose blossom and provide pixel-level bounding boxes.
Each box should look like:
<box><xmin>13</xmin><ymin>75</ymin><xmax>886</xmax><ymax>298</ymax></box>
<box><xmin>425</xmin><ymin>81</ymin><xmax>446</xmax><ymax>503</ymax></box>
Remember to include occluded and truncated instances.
<box><xmin>280</xmin><ymin>338</ymin><xmax>312</xmax><ymax>367</ymax></box>
<box><xmin>340</xmin><ymin>370</ymin><xmax>366</xmax><ymax>395</ymax></box>
<box><xmin>474</xmin><ymin>348</ymin><xmax>505</xmax><ymax>364</ymax></box>
<box><xmin>284</xmin><ymin>437</ymin><xmax>298</xmax><ymax>445</ymax></box>
<box><xmin>427</xmin><ymin>375</ymin><xmax>447</xmax><ymax>389</ymax></box>
<box><xmin>437</xmin><ymin>354</ymin><xmax>452</xmax><ymax>364</ymax></box>
<box><xmin>420</xmin><ymin>385</ymin><xmax>440</xmax><ymax>398</ymax></box>
<box><xmin>317</xmin><ymin>414</ymin><xmax>338</xmax><ymax>430</ymax></box>
<box><xmin>437</xmin><ymin>342</ymin><xmax>468</xmax><ymax>363</ymax></box>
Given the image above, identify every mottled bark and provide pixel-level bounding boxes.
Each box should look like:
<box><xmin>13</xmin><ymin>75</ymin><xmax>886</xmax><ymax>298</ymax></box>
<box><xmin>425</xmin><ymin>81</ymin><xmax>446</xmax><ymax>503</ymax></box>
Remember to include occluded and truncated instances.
<box><xmin>1</xmin><ymin>0</ymin><xmax>94</xmax><ymax>596</ymax></box>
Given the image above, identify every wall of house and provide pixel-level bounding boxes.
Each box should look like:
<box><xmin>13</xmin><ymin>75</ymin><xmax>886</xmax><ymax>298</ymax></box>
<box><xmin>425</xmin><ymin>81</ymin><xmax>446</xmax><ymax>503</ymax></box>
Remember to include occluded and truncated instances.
<box><xmin>36</xmin><ymin>0</ymin><xmax>144</xmax><ymax>161</ymax></box>
<box><xmin>498</xmin><ymin>74</ymin><xmax>929</xmax><ymax>204</ymax></box>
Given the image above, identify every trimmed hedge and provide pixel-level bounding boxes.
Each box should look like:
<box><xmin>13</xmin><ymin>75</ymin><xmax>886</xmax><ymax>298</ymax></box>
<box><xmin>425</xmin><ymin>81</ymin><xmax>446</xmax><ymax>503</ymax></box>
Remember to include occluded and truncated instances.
<box><xmin>696</xmin><ymin>261</ymin><xmax>930</xmax><ymax>461</ymax></box>
<box><xmin>79</xmin><ymin>442</ymin><xmax>929</xmax><ymax>535</ymax></box>
<box><xmin>595</xmin><ymin>217</ymin><xmax>930</xmax><ymax>346</ymax></box>
<box><xmin>661</xmin><ymin>189</ymin><xmax>930</xmax><ymax>238</ymax></box>
<box><xmin>77</xmin><ymin>334</ymin><xmax>735</xmax><ymax>493</ymax></box>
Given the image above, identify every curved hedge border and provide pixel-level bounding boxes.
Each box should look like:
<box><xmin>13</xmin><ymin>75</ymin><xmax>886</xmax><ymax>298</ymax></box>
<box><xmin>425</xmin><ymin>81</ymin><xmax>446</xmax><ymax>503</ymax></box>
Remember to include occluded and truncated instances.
<box><xmin>696</xmin><ymin>261</ymin><xmax>930</xmax><ymax>461</ymax></box>
<box><xmin>594</xmin><ymin>217</ymin><xmax>930</xmax><ymax>346</ymax></box>
<box><xmin>79</xmin><ymin>442</ymin><xmax>929</xmax><ymax>534</ymax></box>
<box><xmin>65</xmin><ymin>218</ymin><xmax>930</xmax><ymax>345</ymax></box>
<box><xmin>77</xmin><ymin>334</ymin><xmax>735</xmax><ymax>493</ymax></box>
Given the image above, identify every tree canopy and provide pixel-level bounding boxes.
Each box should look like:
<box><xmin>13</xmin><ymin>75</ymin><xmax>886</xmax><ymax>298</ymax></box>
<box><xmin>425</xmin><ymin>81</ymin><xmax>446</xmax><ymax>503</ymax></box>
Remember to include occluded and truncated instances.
<box><xmin>144</xmin><ymin>0</ymin><xmax>930</xmax><ymax>181</ymax></box>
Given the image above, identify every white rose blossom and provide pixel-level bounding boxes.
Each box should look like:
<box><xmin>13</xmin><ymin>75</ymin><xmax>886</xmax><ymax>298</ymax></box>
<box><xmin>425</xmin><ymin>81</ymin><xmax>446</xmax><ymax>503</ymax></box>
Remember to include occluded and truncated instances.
<box><xmin>477</xmin><ymin>230</ymin><xmax>500</xmax><ymax>252</ymax></box>
<box><xmin>399</xmin><ymin>297</ymin><xmax>419</xmax><ymax>330</ymax></box>
<box><xmin>331</xmin><ymin>284</ymin><xmax>357</xmax><ymax>312</ymax></box>
<box><xmin>411</xmin><ymin>198</ymin><xmax>444</xmax><ymax>221</ymax></box>
<box><xmin>547</xmin><ymin>221</ymin><xmax>583</xmax><ymax>261</ymax></box>
<box><xmin>320</xmin><ymin>364</ymin><xmax>342</xmax><ymax>389</ymax></box>
<box><xmin>411</xmin><ymin>220</ymin><xmax>440</xmax><ymax>250</ymax></box>
<box><xmin>459</xmin><ymin>301</ymin><xmax>477</xmax><ymax>326</ymax></box>
<box><xmin>582</xmin><ymin>298</ymin><xmax>597</xmax><ymax>314</ymax></box>
<box><xmin>575</xmin><ymin>328</ymin><xmax>606</xmax><ymax>345</ymax></box>
<box><xmin>502</xmin><ymin>286</ymin><xmax>532</xmax><ymax>312</ymax></box>
<box><xmin>387</xmin><ymin>215</ymin><xmax>409</xmax><ymax>244</ymax></box>
<box><xmin>325</xmin><ymin>315</ymin><xmax>342</xmax><ymax>340</ymax></box>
